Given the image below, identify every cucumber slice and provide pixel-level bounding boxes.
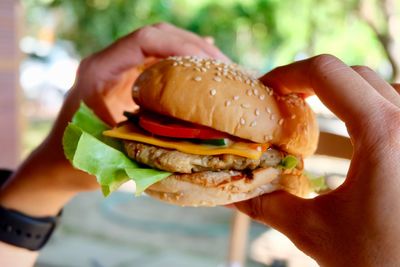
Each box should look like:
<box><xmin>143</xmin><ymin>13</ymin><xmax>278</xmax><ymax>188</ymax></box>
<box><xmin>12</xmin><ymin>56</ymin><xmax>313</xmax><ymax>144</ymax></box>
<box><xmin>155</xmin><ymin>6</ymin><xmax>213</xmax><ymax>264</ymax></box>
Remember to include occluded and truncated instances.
<box><xmin>189</xmin><ymin>138</ymin><xmax>229</xmax><ymax>146</ymax></box>
<box><xmin>200</xmin><ymin>138</ymin><xmax>229</xmax><ymax>146</ymax></box>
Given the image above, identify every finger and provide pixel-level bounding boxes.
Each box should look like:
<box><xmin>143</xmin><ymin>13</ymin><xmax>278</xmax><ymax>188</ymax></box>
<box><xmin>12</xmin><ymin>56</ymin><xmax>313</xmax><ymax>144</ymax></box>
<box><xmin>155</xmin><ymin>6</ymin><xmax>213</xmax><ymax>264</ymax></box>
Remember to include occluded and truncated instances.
<box><xmin>352</xmin><ymin>66</ymin><xmax>400</xmax><ymax>108</ymax></box>
<box><xmin>235</xmin><ymin>191</ymin><xmax>310</xmax><ymax>241</ymax></box>
<box><xmin>260</xmin><ymin>54</ymin><xmax>389</xmax><ymax>129</ymax></box>
<box><xmin>93</xmin><ymin>26</ymin><xmax>213</xmax><ymax>77</ymax></box>
<box><xmin>392</xmin><ymin>83</ymin><xmax>400</xmax><ymax>94</ymax></box>
<box><xmin>152</xmin><ymin>22</ymin><xmax>230</xmax><ymax>62</ymax></box>
<box><xmin>80</xmin><ymin>26</ymin><xmax>219</xmax><ymax>125</ymax></box>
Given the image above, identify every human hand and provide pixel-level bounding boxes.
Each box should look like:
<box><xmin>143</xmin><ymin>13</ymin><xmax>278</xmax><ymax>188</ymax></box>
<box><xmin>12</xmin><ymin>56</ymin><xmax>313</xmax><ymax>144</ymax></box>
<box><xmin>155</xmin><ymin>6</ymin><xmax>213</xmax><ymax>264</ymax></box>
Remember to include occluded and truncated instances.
<box><xmin>0</xmin><ymin>23</ymin><xmax>229</xmax><ymax>216</ymax></box>
<box><xmin>235</xmin><ymin>54</ymin><xmax>400</xmax><ymax>266</ymax></box>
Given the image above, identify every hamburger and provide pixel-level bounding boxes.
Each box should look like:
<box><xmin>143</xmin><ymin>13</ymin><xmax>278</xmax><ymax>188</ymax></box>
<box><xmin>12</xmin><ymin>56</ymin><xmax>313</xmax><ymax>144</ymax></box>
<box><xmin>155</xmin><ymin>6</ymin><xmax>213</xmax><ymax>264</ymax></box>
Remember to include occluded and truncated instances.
<box><xmin>101</xmin><ymin>56</ymin><xmax>319</xmax><ymax>207</ymax></box>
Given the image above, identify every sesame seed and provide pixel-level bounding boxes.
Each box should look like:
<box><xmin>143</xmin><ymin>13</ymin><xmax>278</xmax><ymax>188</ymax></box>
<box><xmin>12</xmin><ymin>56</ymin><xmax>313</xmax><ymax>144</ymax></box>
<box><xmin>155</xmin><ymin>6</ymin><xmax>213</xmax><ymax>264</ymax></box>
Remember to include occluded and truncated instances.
<box><xmin>214</xmin><ymin>76</ymin><xmax>222</xmax><ymax>82</ymax></box>
<box><xmin>269</xmin><ymin>91</ymin><xmax>274</xmax><ymax>96</ymax></box>
<box><xmin>255</xmin><ymin>109</ymin><xmax>260</xmax><ymax>116</ymax></box>
<box><xmin>278</xmin><ymin>118</ymin><xmax>284</xmax><ymax>125</ymax></box>
<box><xmin>266</xmin><ymin>107</ymin><xmax>271</xmax><ymax>114</ymax></box>
<box><xmin>194</xmin><ymin>76</ymin><xmax>202</xmax><ymax>81</ymax></box>
<box><xmin>132</xmin><ymin>86</ymin><xmax>139</xmax><ymax>92</ymax></box>
<box><xmin>173</xmin><ymin>62</ymin><xmax>178</xmax><ymax>66</ymax></box>
<box><xmin>233</xmin><ymin>95</ymin><xmax>240</xmax><ymax>101</ymax></box>
<box><xmin>291</xmin><ymin>114</ymin><xmax>296</xmax><ymax>119</ymax></box>
<box><xmin>184</xmin><ymin>63</ymin><xmax>191</xmax><ymax>67</ymax></box>
<box><xmin>241</xmin><ymin>103</ymin><xmax>250</xmax><ymax>109</ymax></box>
<box><xmin>201</xmin><ymin>67</ymin><xmax>207</xmax><ymax>72</ymax></box>
<box><xmin>246</xmin><ymin>89</ymin><xmax>253</xmax><ymax>96</ymax></box>
<box><xmin>264</xmin><ymin>135</ymin><xmax>270</xmax><ymax>141</ymax></box>
<box><xmin>195</xmin><ymin>67</ymin><xmax>201</xmax><ymax>71</ymax></box>
<box><xmin>259</xmin><ymin>94</ymin><xmax>265</xmax><ymax>100</ymax></box>
<box><xmin>210</xmin><ymin>89</ymin><xmax>217</xmax><ymax>96</ymax></box>
<box><xmin>225</xmin><ymin>100</ymin><xmax>231</xmax><ymax>107</ymax></box>
<box><xmin>253</xmin><ymin>89</ymin><xmax>259</xmax><ymax>95</ymax></box>
<box><xmin>250</xmin><ymin>121</ymin><xmax>257</xmax><ymax>127</ymax></box>
<box><xmin>270</xmin><ymin>114</ymin><xmax>276</xmax><ymax>120</ymax></box>
<box><xmin>240</xmin><ymin>117</ymin><xmax>246</xmax><ymax>125</ymax></box>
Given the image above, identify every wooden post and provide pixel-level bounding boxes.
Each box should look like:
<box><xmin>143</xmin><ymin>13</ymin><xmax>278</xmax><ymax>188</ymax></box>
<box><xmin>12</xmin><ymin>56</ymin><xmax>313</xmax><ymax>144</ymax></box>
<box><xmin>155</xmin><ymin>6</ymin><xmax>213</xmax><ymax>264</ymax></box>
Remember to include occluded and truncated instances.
<box><xmin>0</xmin><ymin>0</ymin><xmax>21</xmax><ymax>169</ymax></box>
<box><xmin>227</xmin><ymin>211</ymin><xmax>251</xmax><ymax>267</ymax></box>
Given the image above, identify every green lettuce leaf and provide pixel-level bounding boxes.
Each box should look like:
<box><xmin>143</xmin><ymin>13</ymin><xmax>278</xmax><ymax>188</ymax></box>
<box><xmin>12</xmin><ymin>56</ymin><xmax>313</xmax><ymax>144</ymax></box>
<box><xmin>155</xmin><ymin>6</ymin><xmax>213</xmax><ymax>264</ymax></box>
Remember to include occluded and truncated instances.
<box><xmin>305</xmin><ymin>172</ymin><xmax>328</xmax><ymax>192</ymax></box>
<box><xmin>279</xmin><ymin>155</ymin><xmax>298</xmax><ymax>170</ymax></box>
<box><xmin>62</xmin><ymin>102</ymin><xmax>171</xmax><ymax>196</ymax></box>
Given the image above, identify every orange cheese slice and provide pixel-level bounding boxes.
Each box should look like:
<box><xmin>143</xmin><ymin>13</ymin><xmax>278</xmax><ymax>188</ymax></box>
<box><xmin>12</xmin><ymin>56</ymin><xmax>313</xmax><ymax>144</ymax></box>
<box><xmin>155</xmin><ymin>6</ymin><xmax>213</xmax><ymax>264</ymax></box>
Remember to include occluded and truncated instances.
<box><xmin>103</xmin><ymin>124</ymin><xmax>267</xmax><ymax>160</ymax></box>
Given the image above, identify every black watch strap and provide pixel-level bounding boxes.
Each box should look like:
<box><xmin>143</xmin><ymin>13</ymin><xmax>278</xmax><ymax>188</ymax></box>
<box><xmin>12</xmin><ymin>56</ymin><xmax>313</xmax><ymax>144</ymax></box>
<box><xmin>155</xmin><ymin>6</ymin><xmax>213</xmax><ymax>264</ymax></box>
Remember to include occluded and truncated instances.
<box><xmin>0</xmin><ymin>169</ymin><xmax>62</xmax><ymax>251</ymax></box>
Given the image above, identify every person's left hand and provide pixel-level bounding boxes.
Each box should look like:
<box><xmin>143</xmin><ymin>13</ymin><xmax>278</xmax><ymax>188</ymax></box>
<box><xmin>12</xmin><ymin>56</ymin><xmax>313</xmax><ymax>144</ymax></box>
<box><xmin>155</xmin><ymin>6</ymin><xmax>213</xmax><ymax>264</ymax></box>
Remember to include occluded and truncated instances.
<box><xmin>0</xmin><ymin>23</ymin><xmax>229</xmax><ymax>216</ymax></box>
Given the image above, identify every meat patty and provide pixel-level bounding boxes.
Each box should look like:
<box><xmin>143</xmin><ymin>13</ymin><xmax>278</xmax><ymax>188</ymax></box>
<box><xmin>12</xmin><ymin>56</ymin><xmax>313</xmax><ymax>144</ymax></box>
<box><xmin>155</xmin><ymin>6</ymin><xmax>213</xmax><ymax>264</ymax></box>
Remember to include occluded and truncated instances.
<box><xmin>124</xmin><ymin>141</ymin><xmax>285</xmax><ymax>173</ymax></box>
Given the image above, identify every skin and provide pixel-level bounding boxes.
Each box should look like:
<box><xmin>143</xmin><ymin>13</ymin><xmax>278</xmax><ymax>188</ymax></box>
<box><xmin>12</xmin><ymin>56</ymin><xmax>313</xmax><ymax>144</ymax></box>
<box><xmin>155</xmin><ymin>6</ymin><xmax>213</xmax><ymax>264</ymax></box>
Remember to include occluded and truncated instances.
<box><xmin>0</xmin><ymin>23</ymin><xmax>229</xmax><ymax>267</ymax></box>
<box><xmin>235</xmin><ymin>55</ymin><xmax>400</xmax><ymax>267</ymax></box>
<box><xmin>1</xmin><ymin>23</ymin><xmax>399</xmax><ymax>266</ymax></box>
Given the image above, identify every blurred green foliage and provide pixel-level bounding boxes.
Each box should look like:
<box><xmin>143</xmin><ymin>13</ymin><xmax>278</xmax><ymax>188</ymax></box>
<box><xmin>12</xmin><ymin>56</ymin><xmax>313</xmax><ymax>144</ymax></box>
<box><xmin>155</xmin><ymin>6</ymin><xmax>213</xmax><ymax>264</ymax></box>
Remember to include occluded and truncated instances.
<box><xmin>23</xmin><ymin>0</ymin><xmax>390</xmax><ymax>76</ymax></box>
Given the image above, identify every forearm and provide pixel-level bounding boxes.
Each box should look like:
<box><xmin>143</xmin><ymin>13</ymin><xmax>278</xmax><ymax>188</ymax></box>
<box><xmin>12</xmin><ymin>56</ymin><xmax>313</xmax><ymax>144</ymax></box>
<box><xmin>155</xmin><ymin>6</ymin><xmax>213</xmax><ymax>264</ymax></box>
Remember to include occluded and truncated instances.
<box><xmin>0</xmin><ymin>138</ymin><xmax>89</xmax><ymax>267</ymax></box>
<box><xmin>0</xmin><ymin>141</ymin><xmax>77</xmax><ymax>216</ymax></box>
<box><xmin>0</xmin><ymin>242</ymin><xmax>38</xmax><ymax>267</ymax></box>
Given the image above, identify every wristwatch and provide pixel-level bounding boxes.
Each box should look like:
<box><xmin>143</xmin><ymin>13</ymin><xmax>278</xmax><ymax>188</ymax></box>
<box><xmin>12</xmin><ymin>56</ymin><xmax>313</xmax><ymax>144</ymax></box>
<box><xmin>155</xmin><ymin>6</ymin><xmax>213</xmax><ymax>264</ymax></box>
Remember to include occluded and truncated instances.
<box><xmin>0</xmin><ymin>169</ymin><xmax>62</xmax><ymax>251</ymax></box>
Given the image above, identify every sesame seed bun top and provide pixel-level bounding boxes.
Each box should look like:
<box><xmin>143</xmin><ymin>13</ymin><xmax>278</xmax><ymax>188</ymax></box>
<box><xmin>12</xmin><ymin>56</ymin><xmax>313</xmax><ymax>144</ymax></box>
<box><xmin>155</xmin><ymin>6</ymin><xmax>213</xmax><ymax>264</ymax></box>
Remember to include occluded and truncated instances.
<box><xmin>132</xmin><ymin>56</ymin><xmax>319</xmax><ymax>157</ymax></box>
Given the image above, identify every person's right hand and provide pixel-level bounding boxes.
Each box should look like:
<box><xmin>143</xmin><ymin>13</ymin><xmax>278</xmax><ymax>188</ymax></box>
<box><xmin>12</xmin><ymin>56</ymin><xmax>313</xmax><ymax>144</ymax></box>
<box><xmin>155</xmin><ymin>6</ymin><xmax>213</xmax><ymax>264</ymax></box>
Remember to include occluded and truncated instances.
<box><xmin>235</xmin><ymin>54</ymin><xmax>400</xmax><ymax>266</ymax></box>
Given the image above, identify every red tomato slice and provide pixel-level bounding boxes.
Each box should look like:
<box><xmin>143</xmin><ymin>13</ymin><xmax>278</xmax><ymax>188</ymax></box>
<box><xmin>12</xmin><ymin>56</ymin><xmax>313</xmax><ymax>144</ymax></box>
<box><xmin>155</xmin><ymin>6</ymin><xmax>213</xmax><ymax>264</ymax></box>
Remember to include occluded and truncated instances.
<box><xmin>138</xmin><ymin>113</ymin><xmax>229</xmax><ymax>139</ymax></box>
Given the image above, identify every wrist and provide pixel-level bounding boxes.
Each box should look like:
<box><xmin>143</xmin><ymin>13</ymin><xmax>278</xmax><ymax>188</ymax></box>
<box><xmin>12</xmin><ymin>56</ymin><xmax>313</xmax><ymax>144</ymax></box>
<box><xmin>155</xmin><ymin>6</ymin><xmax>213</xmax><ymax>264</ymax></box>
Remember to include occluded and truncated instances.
<box><xmin>0</xmin><ymin>143</ymin><xmax>77</xmax><ymax>217</ymax></box>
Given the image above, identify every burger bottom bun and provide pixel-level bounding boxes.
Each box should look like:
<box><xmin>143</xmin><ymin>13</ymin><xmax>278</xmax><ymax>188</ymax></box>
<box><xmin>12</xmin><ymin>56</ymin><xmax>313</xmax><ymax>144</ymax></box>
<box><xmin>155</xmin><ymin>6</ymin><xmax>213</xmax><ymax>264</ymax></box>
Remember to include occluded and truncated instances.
<box><xmin>145</xmin><ymin>167</ymin><xmax>310</xmax><ymax>207</ymax></box>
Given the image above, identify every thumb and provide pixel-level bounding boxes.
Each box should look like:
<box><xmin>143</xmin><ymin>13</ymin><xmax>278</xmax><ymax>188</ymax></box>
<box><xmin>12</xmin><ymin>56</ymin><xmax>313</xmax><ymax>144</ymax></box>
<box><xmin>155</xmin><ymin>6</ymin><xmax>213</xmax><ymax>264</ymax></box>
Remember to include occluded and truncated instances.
<box><xmin>235</xmin><ymin>191</ymin><xmax>310</xmax><ymax>238</ymax></box>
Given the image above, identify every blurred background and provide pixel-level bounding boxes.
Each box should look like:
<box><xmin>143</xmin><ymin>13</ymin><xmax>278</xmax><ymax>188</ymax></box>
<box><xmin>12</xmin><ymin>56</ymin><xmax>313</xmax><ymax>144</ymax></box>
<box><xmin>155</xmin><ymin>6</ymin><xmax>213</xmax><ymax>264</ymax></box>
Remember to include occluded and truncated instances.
<box><xmin>0</xmin><ymin>0</ymin><xmax>399</xmax><ymax>266</ymax></box>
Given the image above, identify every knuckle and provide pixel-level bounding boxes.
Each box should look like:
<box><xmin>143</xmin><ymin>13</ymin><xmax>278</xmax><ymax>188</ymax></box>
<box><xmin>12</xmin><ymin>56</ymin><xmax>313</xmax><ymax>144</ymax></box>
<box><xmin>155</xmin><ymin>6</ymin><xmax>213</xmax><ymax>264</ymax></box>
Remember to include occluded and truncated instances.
<box><xmin>132</xmin><ymin>25</ymin><xmax>154</xmax><ymax>40</ymax></box>
<box><xmin>310</xmin><ymin>54</ymin><xmax>342</xmax><ymax>71</ymax></box>
<box><xmin>384</xmin><ymin>107</ymin><xmax>400</xmax><ymax>137</ymax></box>
<box><xmin>77</xmin><ymin>56</ymin><xmax>94</xmax><ymax>76</ymax></box>
<box><xmin>352</xmin><ymin>104</ymin><xmax>400</xmax><ymax>151</ymax></box>
<box><xmin>245</xmin><ymin>197</ymin><xmax>265</xmax><ymax>222</ymax></box>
